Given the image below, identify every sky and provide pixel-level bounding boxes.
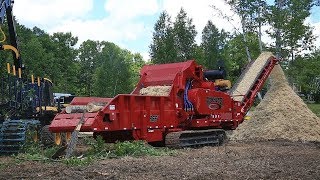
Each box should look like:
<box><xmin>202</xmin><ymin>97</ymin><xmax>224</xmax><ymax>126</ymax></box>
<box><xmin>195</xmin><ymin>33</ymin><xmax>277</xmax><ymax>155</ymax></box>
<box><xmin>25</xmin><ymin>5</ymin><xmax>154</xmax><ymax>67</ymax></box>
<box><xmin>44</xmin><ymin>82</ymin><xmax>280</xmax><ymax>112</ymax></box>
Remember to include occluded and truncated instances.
<box><xmin>13</xmin><ymin>0</ymin><xmax>320</xmax><ymax>60</ymax></box>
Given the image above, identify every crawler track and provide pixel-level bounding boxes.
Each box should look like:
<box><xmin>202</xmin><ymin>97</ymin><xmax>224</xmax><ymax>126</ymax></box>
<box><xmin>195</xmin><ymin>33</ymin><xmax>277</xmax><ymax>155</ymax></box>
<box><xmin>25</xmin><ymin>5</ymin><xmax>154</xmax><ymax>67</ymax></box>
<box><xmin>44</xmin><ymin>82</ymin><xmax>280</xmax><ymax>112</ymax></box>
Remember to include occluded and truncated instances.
<box><xmin>165</xmin><ymin>129</ymin><xmax>226</xmax><ymax>148</ymax></box>
<box><xmin>0</xmin><ymin>120</ymin><xmax>40</xmax><ymax>154</ymax></box>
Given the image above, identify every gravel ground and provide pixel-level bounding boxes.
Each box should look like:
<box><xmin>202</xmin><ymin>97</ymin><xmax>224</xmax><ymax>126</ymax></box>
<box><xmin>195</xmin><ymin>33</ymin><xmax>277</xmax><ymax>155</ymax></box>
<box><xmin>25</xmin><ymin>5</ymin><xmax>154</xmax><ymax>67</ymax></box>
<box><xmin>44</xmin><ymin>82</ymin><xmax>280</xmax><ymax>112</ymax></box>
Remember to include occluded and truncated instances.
<box><xmin>1</xmin><ymin>140</ymin><xmax>319</xmax><ymax>180</ymax></box>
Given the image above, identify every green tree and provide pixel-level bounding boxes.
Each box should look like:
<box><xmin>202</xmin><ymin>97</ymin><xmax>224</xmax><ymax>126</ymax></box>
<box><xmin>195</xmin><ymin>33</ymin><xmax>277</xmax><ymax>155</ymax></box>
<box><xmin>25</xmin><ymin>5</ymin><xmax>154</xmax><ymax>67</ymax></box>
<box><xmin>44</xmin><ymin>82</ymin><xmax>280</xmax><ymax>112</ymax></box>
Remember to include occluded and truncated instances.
<box><xmin>22</xmin><ymin>26</ymin><xmax>56</xmax><ymax>79</ymax></box>
<box><xmin>6</xmin><ymin>25</ymin><xmax>58</xmax><ymax>84</ymax></box>
<box><xmin>77</xmin><ymin>40</ymin><xmax>103</xmax><ymax>96</ymax></box>
<box><xmin>193</xmin><ymin>45</ymin><xmax>205</xmax><ymax>66</ymax></box>
<box><xmin>173</xmin><ymin>8</ymin><xmax>197</xmax><ymax>62</ymax></box>
<box><xmin>266</xmin><ymin>0</ymin><xmax>315</xmax><ymax>61</ymax></box>
<box><xmin>20</xmin><ymin>36</ymin><xmax>51</xmax><ymax>77</ymax></box>
<box><xmin>150</xmin><ymin>9</ymin><xmax>197</xmax><ymax>63</ymax></box>
<box><xmin>149</xmin><ymin>11</ymin><xmax>176</xmax><ymax>64</ymax></box>
<box><xmin>222</xmin><ymin>33</ymin><xmax>261</xmax><ymax>83</ymax></box>
<box><xmin>226</xmin><ymin>0</ymin><xmax>267</xmax><ymax>52</ymax></box>
<box><xmin>129</xmin><ymin>53</ymin><xmax>145</xmax><ymax>87</ymax></box>
<box><xmin>93</xmin><ymin>42</ymin><xmax>132</xmax><ymax>97</ymax></box>
<box><xmin>201</xmin><ymin>21</ymin><xmax>228</xmax><ymax>69</ymax></box>
<box><xmin>287</xmin><ymin>50</ymin><xmax>320</xmax><ymax>102</ymax></box>
<box><xmin>49</xmin><ymin>32</ymin><xmax>79</xmax><ymax>93</ymax></box>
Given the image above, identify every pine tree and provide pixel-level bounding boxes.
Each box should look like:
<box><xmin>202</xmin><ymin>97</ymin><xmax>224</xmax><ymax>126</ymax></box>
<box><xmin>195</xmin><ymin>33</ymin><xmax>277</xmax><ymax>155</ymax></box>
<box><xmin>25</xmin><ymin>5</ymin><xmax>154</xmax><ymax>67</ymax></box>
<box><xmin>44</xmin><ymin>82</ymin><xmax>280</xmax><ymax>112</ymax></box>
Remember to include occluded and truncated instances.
<box><xmin>149</xmin><ymin>9</ymin><xmax>197</xmax><ymax>63</ymax></box>
<box><xmin>173</xmin><ymin>8</ymin><xmax>197</xmax><ymax>62</ymax></box>
<box><xmin>201</xmin><ymin>21</ymin><xmax>228</xmax><ymax>69</ymax></box>
<box><xmin>149</xmin><ymin>11</ymin><xmax>176</xmax><ymax>64</ymax></box>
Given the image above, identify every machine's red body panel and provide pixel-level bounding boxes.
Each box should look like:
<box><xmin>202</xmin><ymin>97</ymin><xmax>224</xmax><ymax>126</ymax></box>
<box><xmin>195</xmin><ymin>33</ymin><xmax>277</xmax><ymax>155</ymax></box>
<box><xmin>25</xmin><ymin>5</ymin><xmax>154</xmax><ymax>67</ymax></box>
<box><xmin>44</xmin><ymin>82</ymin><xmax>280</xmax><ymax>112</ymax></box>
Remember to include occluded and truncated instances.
<box><xmin>50</xmin><ymin>57</ymin><xmax>278</xmax><ymax>143</ymax></box>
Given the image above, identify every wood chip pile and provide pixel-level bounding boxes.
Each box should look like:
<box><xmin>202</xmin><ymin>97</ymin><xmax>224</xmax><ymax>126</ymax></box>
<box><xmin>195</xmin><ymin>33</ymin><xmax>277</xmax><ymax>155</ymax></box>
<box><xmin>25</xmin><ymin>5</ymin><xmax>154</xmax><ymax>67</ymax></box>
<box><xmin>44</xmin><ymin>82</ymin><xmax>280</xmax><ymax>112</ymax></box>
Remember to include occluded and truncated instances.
<box><xmin>86</xmin><ymin>102</ymin><xmax>106</xmax><ymax>112</ymax></box>
<box><xmin>139</xmin><ymin>86</ymin><xmax>171</xmax><ymax>96</ymax></box>
<box><xmin>230</xmin><ymin>64</ymin><xmax>320</xmax><ymax>142</ymax></box>
<box><xmin>66</xmin><ymin>102</ymin><xmax>107</xmax><ymax>113</ymax></box>
<box><xmin>231</xmin><ymin>52</ymin><xmax>274</xmax><ymax>102</ymax></box>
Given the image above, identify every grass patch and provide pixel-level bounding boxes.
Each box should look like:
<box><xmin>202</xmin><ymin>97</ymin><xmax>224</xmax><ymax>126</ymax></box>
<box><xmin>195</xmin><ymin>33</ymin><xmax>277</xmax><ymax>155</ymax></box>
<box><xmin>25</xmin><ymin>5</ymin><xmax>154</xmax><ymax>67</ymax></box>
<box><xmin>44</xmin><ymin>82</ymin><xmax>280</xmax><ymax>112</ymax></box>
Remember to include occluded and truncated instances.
<box><xmin>112</xmin><ymin>141</ymin><xmax>175</xmax><ymax>157</ymax></box>
<box><xmin>307</xmin><ymin>104</ymin><xmax>320</xmax><ymax>117</ymax></box>
<box><xmin>62</xmin><ymin>156</ymin><xmax>94</xmax><ymax>166</ymax></box>
<box><xmin>12</xmin><ymin>136</ymin><xmax>175</xmax><ymax>167</ymax></box>
<box><xmin>84</xmin><ymin>136</ymin><xmax>175</xmax><ymax>158</ymax></box>
<box><xmin>13</xmin><ymin>141</ymin><xmax>60</xmax><ymax>163</ymax></box>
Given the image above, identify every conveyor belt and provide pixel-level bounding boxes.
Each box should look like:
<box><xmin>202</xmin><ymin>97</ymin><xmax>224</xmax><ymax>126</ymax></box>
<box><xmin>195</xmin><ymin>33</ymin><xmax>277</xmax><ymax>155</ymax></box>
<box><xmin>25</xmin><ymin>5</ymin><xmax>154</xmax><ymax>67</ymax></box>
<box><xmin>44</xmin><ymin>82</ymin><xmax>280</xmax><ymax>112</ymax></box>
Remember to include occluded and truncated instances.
<box><xmin>230</xmin><ymin>52</ymin><xmax>274</xmax><ymax>102</ymax></box>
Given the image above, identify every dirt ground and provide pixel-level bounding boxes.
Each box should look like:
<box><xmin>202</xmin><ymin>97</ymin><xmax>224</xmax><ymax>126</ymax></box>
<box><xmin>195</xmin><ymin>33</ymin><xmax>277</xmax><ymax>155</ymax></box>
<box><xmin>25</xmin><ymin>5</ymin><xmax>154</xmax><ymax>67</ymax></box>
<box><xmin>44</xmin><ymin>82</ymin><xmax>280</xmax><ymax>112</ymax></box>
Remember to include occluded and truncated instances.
<box><xmin>0</xmin><ymin>140</ymin><xmax>319</xmax><ymax>180</ymax></box>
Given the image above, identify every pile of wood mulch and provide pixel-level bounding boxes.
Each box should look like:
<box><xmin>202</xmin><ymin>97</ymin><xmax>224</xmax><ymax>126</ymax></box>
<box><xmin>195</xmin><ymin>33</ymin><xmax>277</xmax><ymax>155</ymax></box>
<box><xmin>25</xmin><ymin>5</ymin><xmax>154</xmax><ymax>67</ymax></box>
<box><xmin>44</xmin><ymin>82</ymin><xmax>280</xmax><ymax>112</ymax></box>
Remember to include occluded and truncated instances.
<box><xmin>139</xmin><ymin>86</ymin><xmax>171</xmax><ymax>96</ymax></box>
<box><xmin>230</xmin><ymin>64</ymin><xmax>320</xmax><ymax>142</ymax></box>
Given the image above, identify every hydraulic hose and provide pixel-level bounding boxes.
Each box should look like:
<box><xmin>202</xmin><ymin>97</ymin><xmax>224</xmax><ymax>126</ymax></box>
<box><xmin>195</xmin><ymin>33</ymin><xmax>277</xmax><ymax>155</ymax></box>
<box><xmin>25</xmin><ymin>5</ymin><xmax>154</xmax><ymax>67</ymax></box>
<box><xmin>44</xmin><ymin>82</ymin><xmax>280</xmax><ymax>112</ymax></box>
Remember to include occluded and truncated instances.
<box><xmin>184</xmin><ymin>81</ymin><xmax>189</xmax><ymax>111</ymax></box>
<box><xmin>187</xmin><ymin>80</ymin><xmax>194</xmax><ymax>111</ymax></box>
<box><xmin>184</xmin><ymin>79</ymin><xmax>194</xmax><ymax>112</ymax></box>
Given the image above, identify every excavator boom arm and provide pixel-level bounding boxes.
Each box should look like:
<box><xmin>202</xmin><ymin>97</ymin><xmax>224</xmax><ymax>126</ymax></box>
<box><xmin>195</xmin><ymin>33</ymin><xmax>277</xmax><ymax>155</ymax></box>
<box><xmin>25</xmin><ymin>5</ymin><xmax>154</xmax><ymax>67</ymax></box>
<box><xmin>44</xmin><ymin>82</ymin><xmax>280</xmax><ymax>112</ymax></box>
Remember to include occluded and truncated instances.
<box><xmin>0</xmin><ymin>0</ymin><xmax>22</xmax><ymax>70</ymax></box>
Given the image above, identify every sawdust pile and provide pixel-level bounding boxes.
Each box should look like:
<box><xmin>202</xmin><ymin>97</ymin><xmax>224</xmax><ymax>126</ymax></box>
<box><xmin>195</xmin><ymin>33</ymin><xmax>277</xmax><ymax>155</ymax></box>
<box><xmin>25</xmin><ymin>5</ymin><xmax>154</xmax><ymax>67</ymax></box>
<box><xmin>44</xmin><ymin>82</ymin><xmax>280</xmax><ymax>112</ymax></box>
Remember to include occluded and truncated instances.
<box><xmin>230</xmin><ymin>64</ymin><xmax>320</xmax><ymax>142</ymax></box>
<box><xmin>86</xmin><ymin>102</ymin><xmax>106</xmax><ymax>112</ymax></box>
<box><xmin>232</xmin><ymin>52</ymin><xmax>274</xmax><ymax>102</ymax></box>
<box><xmin>139</xmin><ymin>86</ymin><xmax>171</xmax><ymax>96</ymax></box>
<box><xmin>65</xmin><ymin>102</ymin><xmax>107</xmax><ymax>113</ymax></box>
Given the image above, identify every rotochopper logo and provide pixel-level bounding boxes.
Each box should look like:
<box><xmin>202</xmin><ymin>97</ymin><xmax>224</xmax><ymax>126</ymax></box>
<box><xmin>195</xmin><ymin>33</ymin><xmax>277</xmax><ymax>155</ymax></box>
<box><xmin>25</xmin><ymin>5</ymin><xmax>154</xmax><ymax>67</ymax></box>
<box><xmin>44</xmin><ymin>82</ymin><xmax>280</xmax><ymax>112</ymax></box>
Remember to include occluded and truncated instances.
<box><xmin>206</xmin><ymin>97</ymin><xmax>222</xmax><ymax>110</ymax></box>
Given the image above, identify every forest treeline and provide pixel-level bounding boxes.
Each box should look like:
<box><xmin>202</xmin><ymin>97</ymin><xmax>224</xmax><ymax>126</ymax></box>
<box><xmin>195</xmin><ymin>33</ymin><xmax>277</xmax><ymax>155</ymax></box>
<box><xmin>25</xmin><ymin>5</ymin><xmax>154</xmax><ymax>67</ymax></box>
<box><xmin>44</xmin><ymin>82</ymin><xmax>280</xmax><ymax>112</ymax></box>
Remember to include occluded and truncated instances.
<box><xmin>149</xmin><ymin>0</ymin><xmax>320</xmax><ymax>102</ymax></box>
<box><xmin>0</xmin><ymin>0</ymin><xmax>319</xmax><ymax>102</ymax></box>
<box><xmin>0</xmin><ymin>25</ymin><xmax>145</xmax><ymax>97</ymax></box>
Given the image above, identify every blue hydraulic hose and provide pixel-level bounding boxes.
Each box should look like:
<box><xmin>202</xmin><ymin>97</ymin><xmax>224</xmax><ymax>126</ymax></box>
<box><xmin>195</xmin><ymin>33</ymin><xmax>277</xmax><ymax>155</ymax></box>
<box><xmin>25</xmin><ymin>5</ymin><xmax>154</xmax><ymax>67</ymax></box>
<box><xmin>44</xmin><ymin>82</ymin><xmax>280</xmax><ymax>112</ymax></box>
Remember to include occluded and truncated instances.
<box><xmin>186</xmin><ymin>80</ymin><xmax>193</xmax><ymax>111</ymax></box>
<box><xmin>187</xmin><ymin>81</ymin><xmax>194</xmax><ymax>111</ymax></box>
<box><xmin>184</xmin><ymin>79</ymin><xmax>194</xmax><ymax>112</ymax></box>
<box><xmin>184</xmin><ymin>80</ymin><xmax>190</xmax><ymax>111</ymax></box>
